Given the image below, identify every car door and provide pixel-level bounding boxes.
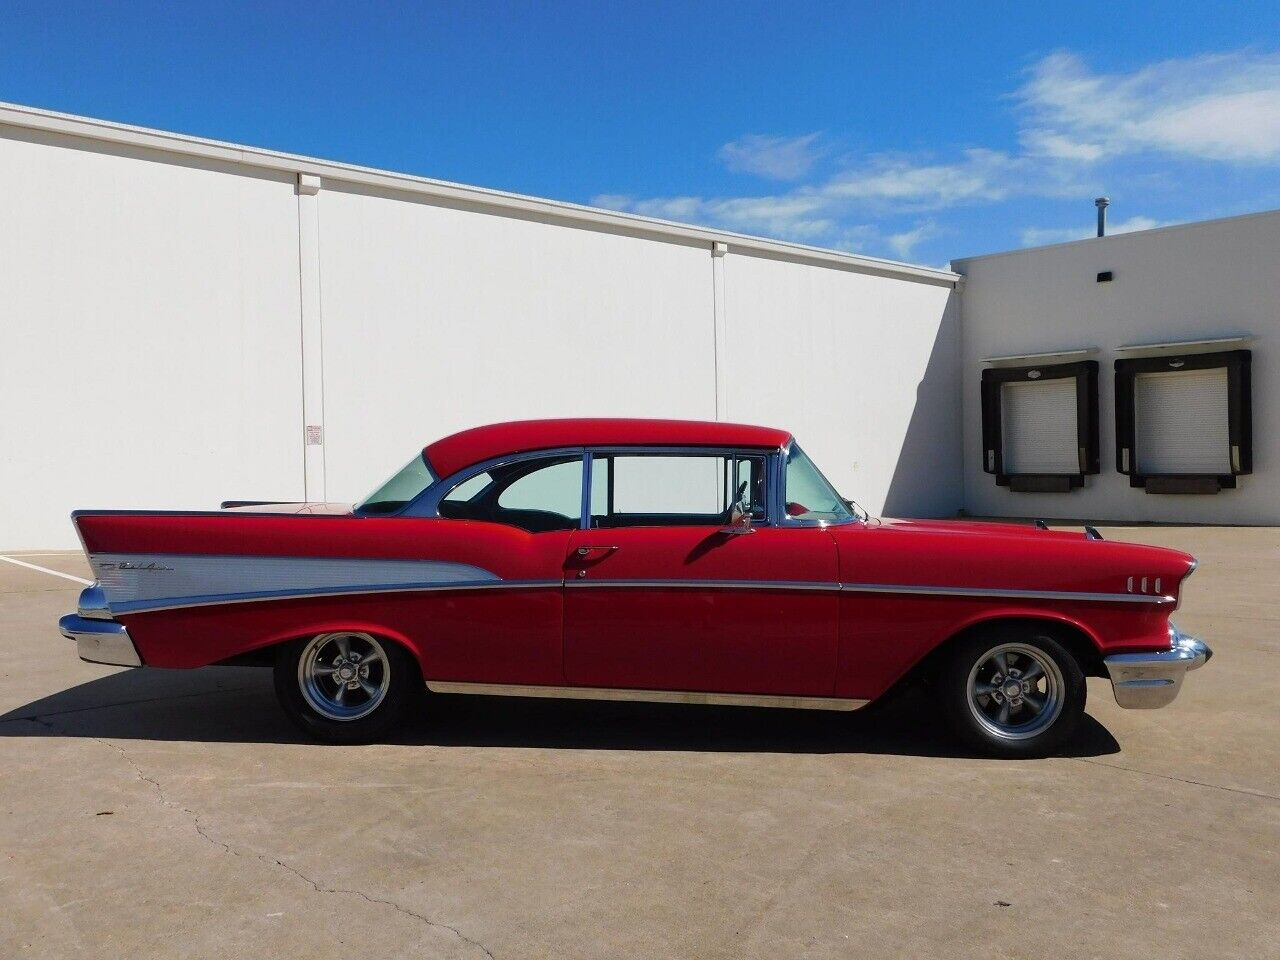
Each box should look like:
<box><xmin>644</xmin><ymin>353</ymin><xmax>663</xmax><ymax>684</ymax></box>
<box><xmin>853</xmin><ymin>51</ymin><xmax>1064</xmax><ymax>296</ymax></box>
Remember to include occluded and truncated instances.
<box><xmin>414</xmin><ymin>452</ymin><xmax>584</xmax><ymax>685</ymax></box>
<box><xmin>562</xmin><ymin>449</ymin><xmax>840</xmax><ymax>696</ymax></box>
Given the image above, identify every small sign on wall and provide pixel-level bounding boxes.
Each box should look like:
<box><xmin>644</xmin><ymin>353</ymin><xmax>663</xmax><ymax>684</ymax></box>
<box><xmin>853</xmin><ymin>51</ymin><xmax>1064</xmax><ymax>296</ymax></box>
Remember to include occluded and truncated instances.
<box><xmin>305</xmin><ymin>425</ymin><xmax>324</xmax><ymax>446</ymax></box>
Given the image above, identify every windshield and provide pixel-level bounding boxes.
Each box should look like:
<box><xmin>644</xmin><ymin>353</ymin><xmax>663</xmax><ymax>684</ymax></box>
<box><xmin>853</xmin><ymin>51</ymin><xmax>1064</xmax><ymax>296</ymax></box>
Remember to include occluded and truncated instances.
<box><xmin>783</xmin><ymin>445</ymin><xmax>855</xmax><ymax>523</ymax></box>
<box><xmin>355</xmin><ymin>453</ymin><xmax>437</xmax><ymax>515</ymax></box>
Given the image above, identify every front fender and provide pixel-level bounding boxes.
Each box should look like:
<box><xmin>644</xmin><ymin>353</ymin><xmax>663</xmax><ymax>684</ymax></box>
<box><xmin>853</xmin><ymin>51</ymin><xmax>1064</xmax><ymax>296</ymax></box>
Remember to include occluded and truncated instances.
<box><xmin>836</xmin><ymin>593</ymin><xmax>1169</xmax><ymax>701</ymax></box>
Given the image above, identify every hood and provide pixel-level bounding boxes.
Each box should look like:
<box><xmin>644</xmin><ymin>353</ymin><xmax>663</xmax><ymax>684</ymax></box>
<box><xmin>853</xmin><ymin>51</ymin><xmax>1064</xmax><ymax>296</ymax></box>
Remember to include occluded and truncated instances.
<box><xmin>877</xmin><ymin>516</ymin><xmax>1089</xmax><ymax>542</ymax></box>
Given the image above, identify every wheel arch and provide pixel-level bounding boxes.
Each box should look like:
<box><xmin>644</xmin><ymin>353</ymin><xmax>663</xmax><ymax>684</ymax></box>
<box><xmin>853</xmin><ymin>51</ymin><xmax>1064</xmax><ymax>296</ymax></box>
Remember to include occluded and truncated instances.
<box><xmin>939</xmin><ymin>614</ymin><xmax>1105</xmax><ymax>677</ymax></box>
<box><xmin>881</xmin><ymin>612</ymin><xmax>1106</xmax><ymax>699</ymax></box>
<box><xmin>215</xmin><ymin>621</ymin><xmax>425</xmax><ymax>675</ymax></box>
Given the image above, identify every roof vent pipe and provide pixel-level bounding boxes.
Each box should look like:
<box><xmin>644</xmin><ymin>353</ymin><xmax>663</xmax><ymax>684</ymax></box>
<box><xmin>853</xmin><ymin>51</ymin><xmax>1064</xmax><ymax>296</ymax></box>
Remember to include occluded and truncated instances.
<box><xmin>1095</xmin><ymin>196</ymin><xmax>1110</xmax><ymax>237</ymax></box>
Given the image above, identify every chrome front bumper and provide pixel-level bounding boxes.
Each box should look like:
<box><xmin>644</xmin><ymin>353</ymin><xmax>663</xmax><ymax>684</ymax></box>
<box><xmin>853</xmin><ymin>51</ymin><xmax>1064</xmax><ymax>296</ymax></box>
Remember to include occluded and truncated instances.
<box><xmin>1104</xmin><ymin>624</ymin><xmax>1211</xmax><ymax>709</ymax></box>
<box><xmin>58</xmin><ymin>583</ymin><xmax>142</xmax><ymax>667</ymax></box>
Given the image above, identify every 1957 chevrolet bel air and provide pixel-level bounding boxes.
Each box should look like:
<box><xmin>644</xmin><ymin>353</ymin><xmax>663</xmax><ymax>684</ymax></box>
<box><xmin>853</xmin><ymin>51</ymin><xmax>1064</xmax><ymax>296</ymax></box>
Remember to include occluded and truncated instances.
<box><xmin>60</xmin><ymin>418</ymin><xmax>1210</xmax><ymax>756</ymax></box>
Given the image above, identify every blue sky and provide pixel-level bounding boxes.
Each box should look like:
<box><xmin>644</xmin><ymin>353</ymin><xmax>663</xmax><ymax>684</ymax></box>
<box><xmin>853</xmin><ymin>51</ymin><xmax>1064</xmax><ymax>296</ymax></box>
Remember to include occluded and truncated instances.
<box><xmin>5</xmin><ymin>1</ymin><xmax>1280</xmax><ymax>266</ymax></box>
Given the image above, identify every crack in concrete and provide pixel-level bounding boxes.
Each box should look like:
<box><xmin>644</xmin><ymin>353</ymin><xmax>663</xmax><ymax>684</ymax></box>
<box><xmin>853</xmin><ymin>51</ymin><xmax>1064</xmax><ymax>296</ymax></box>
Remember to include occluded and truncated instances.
<box><xmin>267</xmin><ymin>857</ymin><xmax>496</xmax><ymax>960</ymax></box>
<box><xmin>24</xmin><ymin>713</ymin><xmax>496</xmax><ymax>960</ymax></box>
<box><xmin>1068</xmin><ymin>756</ymin><xmax>1280</xmax><ymax>803</ymax></box>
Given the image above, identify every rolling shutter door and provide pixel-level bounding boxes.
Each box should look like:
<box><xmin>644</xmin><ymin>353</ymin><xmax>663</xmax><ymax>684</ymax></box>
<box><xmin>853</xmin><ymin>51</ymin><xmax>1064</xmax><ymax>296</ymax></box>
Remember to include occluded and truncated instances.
<box><xmin>1134</xmin><ymin>368</ymin><xmax>1231</xmax><ymax>474</ymax></box>
<box><xmin>1000</xmin><ymin>378</ymin><xmax>1079</xmax><ymax>474</ymax></box>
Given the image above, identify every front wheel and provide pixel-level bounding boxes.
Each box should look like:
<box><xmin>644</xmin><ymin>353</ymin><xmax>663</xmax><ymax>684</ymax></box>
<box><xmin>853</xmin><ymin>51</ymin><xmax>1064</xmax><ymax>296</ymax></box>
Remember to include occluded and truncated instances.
<box><xmin>937</xmin><ymin>628</ymin><xmax>1086</xmax><ymax>758</ymax></box>
<box><xmin>274</xmin><ymin>632</ymin><xmax>421</xmax><ymax>743</ymax></box>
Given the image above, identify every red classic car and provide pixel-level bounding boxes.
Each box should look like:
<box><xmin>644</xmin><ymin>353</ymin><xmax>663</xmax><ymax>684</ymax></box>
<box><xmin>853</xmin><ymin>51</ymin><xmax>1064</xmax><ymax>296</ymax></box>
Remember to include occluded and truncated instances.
<box><xmin>60</xmin><ymin>418</ymin><xmax>1210</xmax><ymax>756</ymax></box>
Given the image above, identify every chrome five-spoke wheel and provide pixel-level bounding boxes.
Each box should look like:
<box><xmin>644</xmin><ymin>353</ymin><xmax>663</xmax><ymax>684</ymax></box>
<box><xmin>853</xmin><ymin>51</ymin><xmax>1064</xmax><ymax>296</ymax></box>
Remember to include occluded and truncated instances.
<box><xmin>966</xmin><ymin>642</ymin><xmax>1064</xmax><ymax>741</ymax></box>
<box><xmin>276</xmin><ymin>630</ymin><xmax>420</xmax><ymax>742</ymax></box>
<box><xmin>940</xmin><ymin>628</ymin><xmax>1085</xmax><ymax>758</ymax></box>
<box><xmin>297</xmin><ymin>632</ymin><xmax>391</xmax><ymax>722</ymax></box>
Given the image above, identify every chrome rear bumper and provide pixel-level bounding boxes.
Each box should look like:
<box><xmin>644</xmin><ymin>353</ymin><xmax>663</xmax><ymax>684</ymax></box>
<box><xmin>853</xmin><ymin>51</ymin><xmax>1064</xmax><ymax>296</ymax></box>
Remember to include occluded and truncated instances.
<box><xmin>1104</xmin><ymin>624</ymin><xmax>1211</xmax><ymax>709</ymax></box>
<box><xmin>59</xmin><ymin>583</ymin><xmax>142</xmax><ymax>667</ymax></box>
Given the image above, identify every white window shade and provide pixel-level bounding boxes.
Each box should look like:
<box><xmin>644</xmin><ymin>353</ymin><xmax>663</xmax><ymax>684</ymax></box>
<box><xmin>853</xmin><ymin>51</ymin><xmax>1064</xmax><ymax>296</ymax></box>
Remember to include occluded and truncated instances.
<box><xmin>1134</xmin><ymin>368</ymin><xmax>1231</xmax><ymax>474</ymax></box>
<box><xmin>1000</xmin><ymin>378</ymin><xmax>1080</xmax><ymax>474</ymax></box>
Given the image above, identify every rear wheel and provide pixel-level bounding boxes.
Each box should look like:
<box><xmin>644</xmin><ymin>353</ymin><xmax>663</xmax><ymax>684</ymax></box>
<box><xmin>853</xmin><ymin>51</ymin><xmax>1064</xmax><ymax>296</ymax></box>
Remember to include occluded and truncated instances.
<box><xmin>938</xmin><ymin>627</ymin><xmax>1085</xmax><ymax>758</ymax></box>
<box><xmin>274</xmin><ymin>632</ymin><xmax>421</xmax><ymax>743</ymax></box>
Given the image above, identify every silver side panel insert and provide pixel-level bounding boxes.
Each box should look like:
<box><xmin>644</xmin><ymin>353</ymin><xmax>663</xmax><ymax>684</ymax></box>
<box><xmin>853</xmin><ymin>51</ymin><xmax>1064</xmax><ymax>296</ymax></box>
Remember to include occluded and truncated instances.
<box><xmin>425</xmin><ymin>681</ymin><xmax>869</xmax><ymax>712</ymax></box>
<box><xmin>89</xmin><ymin>553</ymin><xmax>509</xmax><ymax>615</ymax></box>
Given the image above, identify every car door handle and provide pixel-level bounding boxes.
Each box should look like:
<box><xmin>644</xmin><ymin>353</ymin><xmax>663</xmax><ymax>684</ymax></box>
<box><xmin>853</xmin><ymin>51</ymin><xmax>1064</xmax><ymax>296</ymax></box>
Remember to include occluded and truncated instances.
<box><xmin>576</xmin><ymin>545</ymin><xmax>619</xmax><ymax>556</ymax></box>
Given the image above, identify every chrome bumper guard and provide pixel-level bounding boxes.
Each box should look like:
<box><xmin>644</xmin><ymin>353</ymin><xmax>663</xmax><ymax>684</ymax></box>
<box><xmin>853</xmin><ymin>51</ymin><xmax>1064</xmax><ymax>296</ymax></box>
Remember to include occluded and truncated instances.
<box><xmin>58</xmin><ymin>583</ymin><xmax>142</xmax><ymax>667</ymax></box>
<box><xmin>1104</xmin><ymin>624</ymin><xmax>1211</xmax><ymax>709</ymax></box>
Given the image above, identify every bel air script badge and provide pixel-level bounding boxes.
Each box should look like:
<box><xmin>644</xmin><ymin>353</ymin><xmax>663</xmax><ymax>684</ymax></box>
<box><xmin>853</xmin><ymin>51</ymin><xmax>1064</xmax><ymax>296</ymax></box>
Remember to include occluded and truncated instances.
<box><xmin>100</xmin><ymin>560</ymin><xmax>174</xmax><ymax>572</ymax></box>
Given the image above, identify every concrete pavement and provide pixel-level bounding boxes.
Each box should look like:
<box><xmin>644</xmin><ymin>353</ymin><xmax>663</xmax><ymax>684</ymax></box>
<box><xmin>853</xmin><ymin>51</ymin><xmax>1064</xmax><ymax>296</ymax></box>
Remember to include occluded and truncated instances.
<box><xmin>1</xmin><ymin>528</ymin><xmax>1277</xmax><ymax>959</ymax></box>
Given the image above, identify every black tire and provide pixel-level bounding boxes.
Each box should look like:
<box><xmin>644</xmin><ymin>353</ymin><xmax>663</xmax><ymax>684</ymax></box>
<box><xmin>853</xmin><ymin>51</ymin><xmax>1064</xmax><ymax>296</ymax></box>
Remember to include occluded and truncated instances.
<box><xmin>273</xmin><ymin>632</ymin><xmax>422</xmax><ymax>744</ymax></box>
<box><xmin>936</xmin><ymin>625</ymin><xmax>1086</xmax><ymax>759</ymax></box>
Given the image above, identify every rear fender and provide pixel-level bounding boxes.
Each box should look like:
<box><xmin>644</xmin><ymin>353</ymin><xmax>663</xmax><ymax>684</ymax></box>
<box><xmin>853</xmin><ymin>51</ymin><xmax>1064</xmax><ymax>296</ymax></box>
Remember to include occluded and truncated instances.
<box><xmin>121</xmin><ymin>605</ymin><xmax>426</xmax><ymax>671</ymax></box>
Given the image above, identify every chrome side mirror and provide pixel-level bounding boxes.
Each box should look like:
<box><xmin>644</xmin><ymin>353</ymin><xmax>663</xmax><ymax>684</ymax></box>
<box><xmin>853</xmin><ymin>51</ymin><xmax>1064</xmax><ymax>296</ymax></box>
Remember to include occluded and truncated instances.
<box><xmin>720</xmin><ymin>502</ymin><xmax>755</xmax><ymax>536</ymax></box>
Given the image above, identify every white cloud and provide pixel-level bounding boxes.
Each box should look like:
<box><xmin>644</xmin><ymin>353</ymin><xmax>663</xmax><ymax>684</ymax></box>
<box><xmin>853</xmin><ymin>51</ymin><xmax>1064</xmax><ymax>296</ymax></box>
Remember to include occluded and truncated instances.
<box><xmin>1019</xmin><ymin>51</ymin><xmax>1280</xmax><ymax>162</ymax></box>
<box><xmin>592</xmin><ymin>192</ymin><xmax>837</xmax><ymax>241</ymax></box>
<box><xmin>1020</xmin><ymin>129</ymin><xmax>1104</xmax><ymax>162</ymax></box>
<box><xmin>593</xmin><ymin>142</ymin><xmax>1084</xmax><ymax>253</ymax></box>
<box><xmin>887</xmin><ymin>221</ymin><xmax>942</xmax><ymax>259</ymax></box>
<box><xmin>592</xmin><ymin>48</ymin><xmax>1280</xmax><ymax>262</ymax></box>
<box><xmin>824</xmin><ymin>150</ymin><xmax>1010</xmax><ymax>206</ymax></box>
<box><xmin>717</xmin><ymin>133</ymin><xmax>823</xmax><ymax>180</ymax></box>
<box><xmin>1020</xmin><ymin>215</ymin><xmax>1166</xmax><ymax>247</ymax></box>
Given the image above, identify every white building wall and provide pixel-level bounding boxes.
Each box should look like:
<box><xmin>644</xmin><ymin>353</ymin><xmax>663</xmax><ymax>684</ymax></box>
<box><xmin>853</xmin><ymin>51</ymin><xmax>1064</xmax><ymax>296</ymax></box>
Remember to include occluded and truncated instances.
<box><xmin>316</xmin><ymin>187</ymin><xmax>718</xmax><ymax>502</ymax></box>
<box><xmin>954</xmin><ymin>210</ymin><xmax>1280</xmax><ymax>524</ymax></box>
<box><xmin>0</xmin><ymin>104</ymin><xmax>962</xmax><ymax>550</ymax></box>
<box><xmin>0</xmin><ymin>128</ymin><xmax>306</xmax><ymax>550</ymax></box>
<box><xmin>722</xmin><ymin>253</ymin><xmax>961</xmax><ymax>517</ymax></box>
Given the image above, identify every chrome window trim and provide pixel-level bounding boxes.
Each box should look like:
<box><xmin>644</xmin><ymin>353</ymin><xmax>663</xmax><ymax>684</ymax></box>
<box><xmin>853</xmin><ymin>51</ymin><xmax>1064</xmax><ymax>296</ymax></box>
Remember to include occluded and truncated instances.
<box><xmin>773</xmin><ymin>440</ymin><xmax>863</xmax><ymax>528</ymax></box>
<box><xmin>424</xmin><ymin>680</ymin><xmax>870</xmax><ymax>712</ymax></box>
<box><xmin>581</xmin><ymin>451</ymin><xmax>595</xmax><ymax>531</ymax></box>
<box><xmin>412</xmin><ymin>444</ymin><xmax>787</xmax><ymax>528</ymax></box>
<box><xmin>404</xmin><ymin>446</ymin><xmax>588</xmax><ymax>519</ymax></box>
<box><xmin>581</xmin><ymin>445</ymin><xmax>780</xmax><ymax>530</ymax></box>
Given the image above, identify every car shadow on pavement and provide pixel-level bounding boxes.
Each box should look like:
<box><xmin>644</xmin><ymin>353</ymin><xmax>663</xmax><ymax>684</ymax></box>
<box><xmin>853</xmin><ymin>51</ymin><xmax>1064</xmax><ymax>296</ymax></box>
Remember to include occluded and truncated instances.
<box><xmin>0</xmin><ymin>666</ymin><xmax>1122</xmax><ymax>758</ymax></box>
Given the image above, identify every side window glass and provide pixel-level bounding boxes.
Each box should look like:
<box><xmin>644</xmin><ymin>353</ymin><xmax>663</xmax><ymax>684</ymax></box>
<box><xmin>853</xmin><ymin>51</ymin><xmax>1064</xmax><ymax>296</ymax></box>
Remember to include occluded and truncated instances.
<box><xmin>445</xmin><ymin>473</ymin><xmax>491</xmax><ymax>503</ymax></box>
<box><xmin>498</xmin><ymin>459</ymin><xmax>582</xmax><ymax>518</ymax></box>
<box><xmin>589</xmin><ymin>453</ymin><xmax>766</xmax><ymax>528</ymax></box>
<box><xmin>438</xmin><ymin>457</ymin><xmax>582</xmax><ymax>533</ymax></box>
<box><xmin>783</xmin><ymin>445</ymin><xmax>853</xmax><ymax>522</ymax></box>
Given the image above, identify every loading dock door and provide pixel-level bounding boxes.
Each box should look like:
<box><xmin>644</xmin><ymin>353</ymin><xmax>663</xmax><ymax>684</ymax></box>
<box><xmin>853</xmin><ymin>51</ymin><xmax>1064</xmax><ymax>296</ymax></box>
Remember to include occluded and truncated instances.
<box><xmin>1134</xmin><ymin>368</ymin><xmax>1231</xmax><ymax>474</ymax></box>
<box><xmin>1000</xmin><ymin>378</ymin><xmax>1080</xmax><ymax>474</ymax></box>
<box><xmin>981</xmin><ymin>359</ymin><xmax>1099</xmax><ymax>490</ymax></box>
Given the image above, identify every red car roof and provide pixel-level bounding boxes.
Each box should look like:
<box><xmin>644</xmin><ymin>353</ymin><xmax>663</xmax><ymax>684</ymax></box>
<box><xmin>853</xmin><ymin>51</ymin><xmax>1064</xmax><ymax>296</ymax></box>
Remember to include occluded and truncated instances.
<box><xmin>424</xmin><ymin>418</ymin><xmax>793</xmax><ymax>479</ymax></box>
